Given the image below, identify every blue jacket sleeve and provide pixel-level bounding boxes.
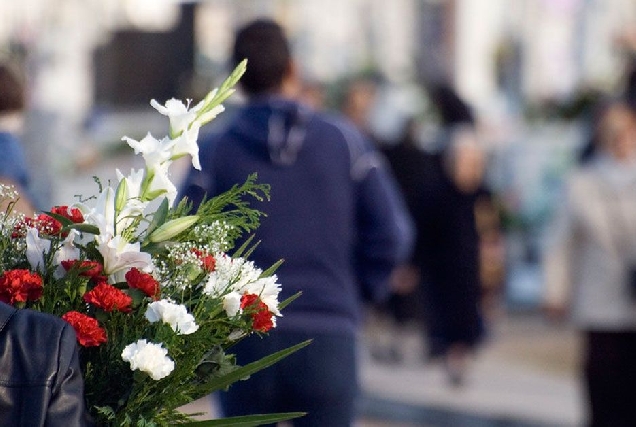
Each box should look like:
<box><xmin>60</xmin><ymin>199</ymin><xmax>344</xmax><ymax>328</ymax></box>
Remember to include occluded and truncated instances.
<box><xmin>354</xmin><ymin>151</ymin><xmax>415</xmax><ymax>303</ymax></box>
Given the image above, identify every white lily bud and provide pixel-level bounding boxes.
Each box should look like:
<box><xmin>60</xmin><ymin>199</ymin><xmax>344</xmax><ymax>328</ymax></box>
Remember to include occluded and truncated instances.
<box><xmin>148</xmin><ymin>215</ymin><xmax>199</xmax><ymax>242</ymax></box>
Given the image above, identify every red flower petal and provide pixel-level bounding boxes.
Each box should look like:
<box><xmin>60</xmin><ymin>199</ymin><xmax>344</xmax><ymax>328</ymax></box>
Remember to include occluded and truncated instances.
<box><xmin>83</xmin><ymin>283</ymin><xmax>132</xmax><ymax>313</ymax></box>
<box><xmin>125</xmin><ymin>268</ymin><xmax>160</xmax><ymax>299</ymax></box>
<box><xmin>0</xmin><ymin>269</ymin><xmax>43</xmax><ymax>305</ymax></box>
<box><xmin>51</xmin><ymin>205</ymin><xmax>84</xmax><ymax>223</ymax></box>
<box><xmin>62</xmin><ymin>311</ymin><xmax>107</xmax><ymax>347</ymax></box>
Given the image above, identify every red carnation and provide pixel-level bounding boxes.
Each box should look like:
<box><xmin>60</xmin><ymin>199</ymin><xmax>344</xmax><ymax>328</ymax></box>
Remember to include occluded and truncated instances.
<box><xmin>62</xmin><ymin>311</ymin><xmax>107</xmax><ymax>347</ymax></box>
<box><xmin>240</xmin><ymin>293</ymin><xmax>274</xmax><ymax>333</ymax></box>
<box><xmin>61</xmin><ymin>260</ymin><xmax>103</xmax><ymax>279</ymax></box>
<box><xmin>0</xmin><ymin>269</ymin><xmax>43</xmax><ymax>305</ymax></box>
<box><xmin>191</xmin><ymin>249</ymin><xmax>216</xmax><ymax>272</ymax></box>
<box><xmin>125</xmin><ymin>268</ymin><xmax>160</xmax><ymax>299</ymax></box>
<box><xmin>83</xmin><ymin>283</ymin><xmax>132</xmax><ymax>313</ymax></box>
<box><xmin>252</xmin><ymin>308</ymin><xmax>275</xmax><ymax>332</ymax></box>
<box><xmin>240</xmin><ymin>293</ymin><xmax>260</xmax><ymax>310</ymax></box>
<box><xmin>51</xmin><ymin>205</ymin><xmax>84</xmax><ymax>223</ymax></box>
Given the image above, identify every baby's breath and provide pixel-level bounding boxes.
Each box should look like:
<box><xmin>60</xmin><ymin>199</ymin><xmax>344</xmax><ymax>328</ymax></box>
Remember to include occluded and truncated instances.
<box><xmin>192</xmin><ymin>221</ymin><xmax>233</xmax><ymax>252</ymax></box>
<box><xmin>0</xmin><ymin>183</ymin><xmax>19</xmax><ymax>201</ymax></box>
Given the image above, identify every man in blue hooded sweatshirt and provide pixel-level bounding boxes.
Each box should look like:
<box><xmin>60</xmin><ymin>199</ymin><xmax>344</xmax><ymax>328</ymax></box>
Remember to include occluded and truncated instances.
<box><xmin>179</xmin><ymin>18</ymin><xmax>413</xmax><ymax>426</ymax></box>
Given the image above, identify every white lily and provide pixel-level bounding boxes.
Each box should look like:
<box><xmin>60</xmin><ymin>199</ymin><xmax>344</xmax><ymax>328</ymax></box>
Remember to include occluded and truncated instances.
<box><xmin>115</xmin><ymin>168</ymin><xmax>148</xmax><ymax>228</ymax></box>
<box><xmin>53</xmin><ymin>229</ymin><xmax>81</xmax><ymax>278</ymax></box>
<box><xmin>84</xmin><ymin>186</ymin><xmax>116</xmax><ymax>238</ymax></box>
<box><xmin>26</xmin><ymin>228</ymin><xmax>51</xmax><ymax>273</ymax></box>
<box><xmin>97</xmin><ymin>234</ymin><xmax>153</xmax><ymax>276</ymax></box>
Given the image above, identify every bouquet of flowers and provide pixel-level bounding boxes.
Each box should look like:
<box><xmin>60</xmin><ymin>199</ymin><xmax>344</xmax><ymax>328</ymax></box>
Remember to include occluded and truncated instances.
<box><xmin>0</xmin><ymin>61</ymin><xmax>308</xmax><ymax>426</ymax></box>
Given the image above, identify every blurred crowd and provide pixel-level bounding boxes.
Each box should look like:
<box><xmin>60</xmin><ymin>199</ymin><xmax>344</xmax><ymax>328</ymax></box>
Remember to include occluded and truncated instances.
<box><xmin>325</xmin><ymin>75</ymin><xmax>506</xmax><ymax>388</ymax></box>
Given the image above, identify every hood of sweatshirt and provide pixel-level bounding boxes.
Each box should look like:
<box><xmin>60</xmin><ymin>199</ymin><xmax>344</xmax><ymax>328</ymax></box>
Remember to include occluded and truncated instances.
<box><xmin>229</xmin><ymin>96</ymin><xmax>312</xmax><ymax>166</ymax></box>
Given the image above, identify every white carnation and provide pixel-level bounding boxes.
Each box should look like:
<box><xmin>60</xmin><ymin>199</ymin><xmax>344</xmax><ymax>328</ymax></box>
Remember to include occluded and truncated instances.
<box><xmin>249</xmin><ymin>275</ymin><xmax>282</xmax><ymax>316</ymax></box>
<box><xmin>145</xmin><ymin>300</ymin><xmax>199</xmax><ymax>335</ymax></box>
<box><xmin>223</xmin><ymin>291</ymin><xmax>242</xmax><ymax>317</ymax></box>
<box><xmin>203</xmin><ymin>253</ymin><xmax>241</xmax><ymax>296</ymax></box>
<box><xmin>121</xmin><ymin>339</ymin><xmax>174</xmax><ymax>380</ymax></box>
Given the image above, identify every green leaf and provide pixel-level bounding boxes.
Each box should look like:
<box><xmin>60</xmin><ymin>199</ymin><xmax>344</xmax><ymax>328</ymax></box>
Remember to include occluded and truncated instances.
<box><xmin>43</xmin><ymin>211</ymin><xmax>74</xmax><ymax>227</ymax></box>
<box><xmin>260</xmin><ymin>259</ymin><xmax>283</xmax><ymax>278</ymax></box>
<box><xmin>67</xmin><ymin>223</ymin><xmax>101</xmax><ymax>235</ymax></box>
<box><xmin>146</xmin><ymin>197</ymin><xmax>170</xmax><ymax>235</ymax></box>
<box><xmin>203</xmin><ymin>340</ymin><xmax>311</xmax><ymax>393</ymax></box>
<box><xmin>278</xmin><ymin>291</ymin><xmax>302</xmax><ymax>311</ymax></box>
<box><xmin>128</xmin><ymin>288</ymin><xmax>147</xmax><ymax>306</ymax></box>
<box><xmin>180</xmin><ymin>412</ymin><xmax>306</xmax><ymax>427</ymax></box>
<box><xmin>232</xmin><ymin>235</ymin><xmax>256</xmax><ymax>258</ymax></box>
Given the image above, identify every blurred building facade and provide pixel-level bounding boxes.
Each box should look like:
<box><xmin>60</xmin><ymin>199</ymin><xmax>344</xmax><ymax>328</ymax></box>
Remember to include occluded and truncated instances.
<box><xmin>1</xmin><ymin>0</ymin><xmax>636</xmax><ymax>123</ymax></box>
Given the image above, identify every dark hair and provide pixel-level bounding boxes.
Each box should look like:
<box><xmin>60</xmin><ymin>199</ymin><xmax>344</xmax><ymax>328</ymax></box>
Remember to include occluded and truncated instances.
<box><xmin>428</xmin><ymin>82</ymin><xmax>475</xmax><ymax>126</ymax></box>
<box><xmin>0</xmin><ymin>64</ymin><xmax>25</xmax><ymax>113</ymax></box>
<box><xmin>232</xmin><ymin>19</ymin><xmax>291</xmax><ymax>96</ymax></box>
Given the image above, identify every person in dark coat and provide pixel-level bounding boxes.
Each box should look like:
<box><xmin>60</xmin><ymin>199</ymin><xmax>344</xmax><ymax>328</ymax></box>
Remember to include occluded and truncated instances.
<box><xmin>371</xmin><ymin>117</ymin><xmax>429</xmax><ymax>363</ymax></box>
<box><xmin>415</xmin><ymin>83</ymin><xmax>487</xmax><ymax>385</ymax></box>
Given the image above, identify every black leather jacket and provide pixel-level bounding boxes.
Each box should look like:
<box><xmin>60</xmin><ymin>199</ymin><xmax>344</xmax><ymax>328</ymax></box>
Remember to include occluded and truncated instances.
<box><xmin>0</xmin><ymin>302</ymin><xmax>93</xmax><ymax>426</ymax></box>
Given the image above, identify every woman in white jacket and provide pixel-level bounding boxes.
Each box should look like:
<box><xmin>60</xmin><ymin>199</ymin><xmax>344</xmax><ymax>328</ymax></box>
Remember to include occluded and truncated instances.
<box><xmin>544</xmin><ymin>100</ymin><xmax>636</xmax><ymax>427</ymax></box>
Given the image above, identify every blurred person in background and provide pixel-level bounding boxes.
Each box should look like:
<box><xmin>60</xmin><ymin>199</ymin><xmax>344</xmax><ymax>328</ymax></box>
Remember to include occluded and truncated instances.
<box><xmin>543</xmin><ymin>99</ymin><xmax>636</xmax><ymax>427</ymax></box>
<box><xmin>371</xmin><ymin>116</ymin><xmax>429</xmax><ymax>364</ymax></box>
<box><xmin>0</xmin><ymin>62</ymin><xmax>37</xmax><ymax>214</ymax></box>
<box><xmin>299</xmin><ymin>79</ymin><xmax>326</xmax><ymax>111</ymax></box>
<box><xmin>341</xmin><ymin>77</ymin><xmax>378</xmax><ymax>138</ymax></box>
<box><xmin>414</xmin><ymin>83</ymin><xmax>490</xmax><ymax>386</ymax></box>
<box><xmin>179</xmin><ymin>18</ymin><xmax>413</xmax><ymax>426</ymax></box>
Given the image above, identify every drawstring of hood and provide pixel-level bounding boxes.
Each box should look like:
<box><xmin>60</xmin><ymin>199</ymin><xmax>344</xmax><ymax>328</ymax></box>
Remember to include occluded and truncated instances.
<box><xmin>267</xmin><ymin>102</ymin><xmax>310</xmax><ymax>166</ymax></box>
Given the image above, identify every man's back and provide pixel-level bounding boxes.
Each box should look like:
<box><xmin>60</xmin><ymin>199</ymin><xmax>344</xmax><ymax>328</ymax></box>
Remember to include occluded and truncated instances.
<box><xmin>181</xmin><ymin>96</ymin><xmax>412</xmax><ymax>335</ymax></box>
<box><xmin>180</xmin><ymin>18</ymin><xmax>413</xmax><ymax>426</ymax></box>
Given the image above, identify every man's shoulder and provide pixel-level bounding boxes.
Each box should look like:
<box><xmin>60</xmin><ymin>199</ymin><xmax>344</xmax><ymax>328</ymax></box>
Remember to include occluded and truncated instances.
<box><xmin>307</xmin><ymin>111</ymin><xmax>372</xmax><ymax>157</ymax></box>
<box><xmin>311</xmin><ymin>110</ymin><xmax>360</xmax><ymax>135</ymax></box>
